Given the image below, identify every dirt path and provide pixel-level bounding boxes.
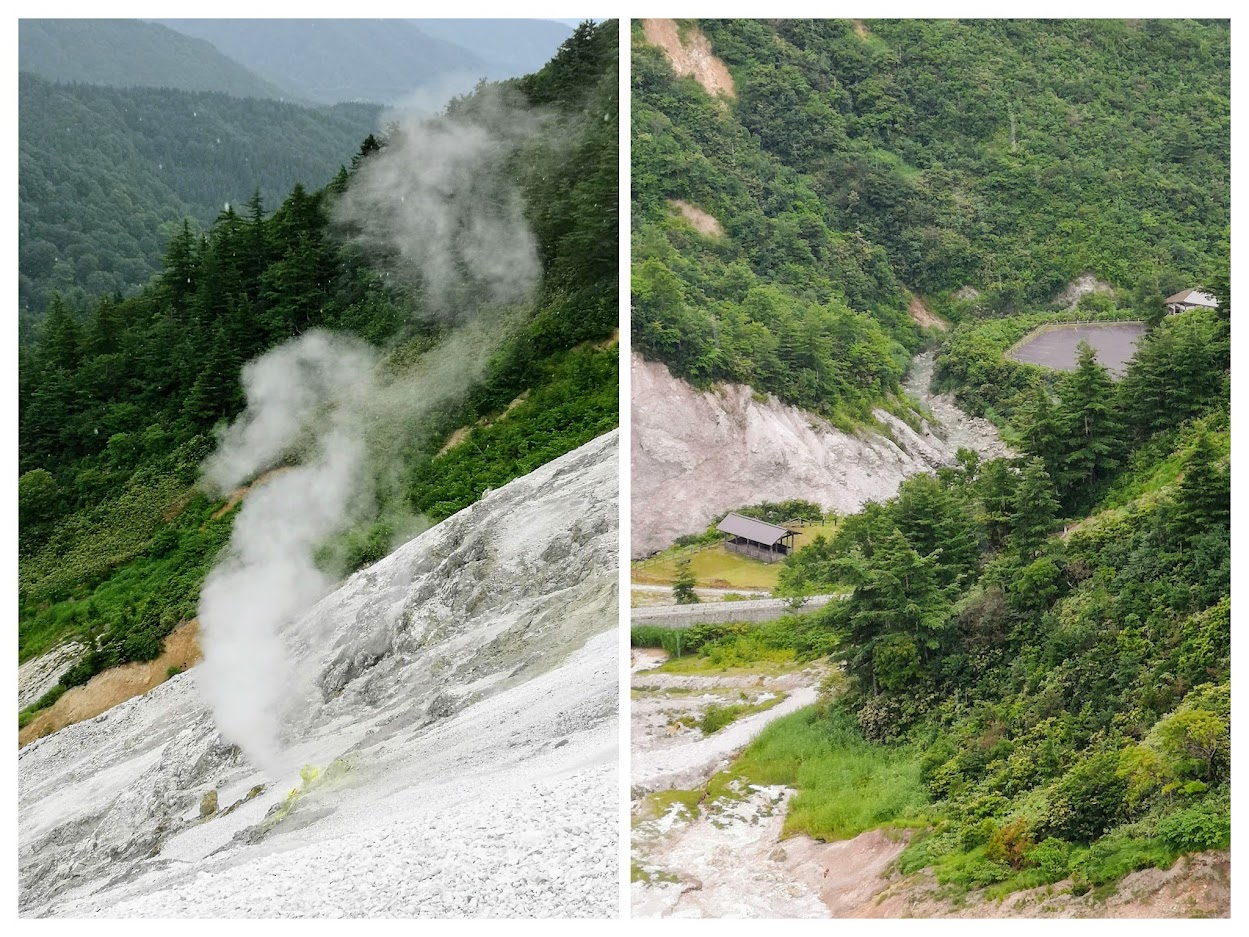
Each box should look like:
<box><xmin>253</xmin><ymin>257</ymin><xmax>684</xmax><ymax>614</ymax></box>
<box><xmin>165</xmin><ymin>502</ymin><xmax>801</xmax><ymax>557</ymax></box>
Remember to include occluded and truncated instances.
<box><xmin>905</xmin><ymin>350</ymin><xmax>1013</xmax><ymax>461</ymax></box>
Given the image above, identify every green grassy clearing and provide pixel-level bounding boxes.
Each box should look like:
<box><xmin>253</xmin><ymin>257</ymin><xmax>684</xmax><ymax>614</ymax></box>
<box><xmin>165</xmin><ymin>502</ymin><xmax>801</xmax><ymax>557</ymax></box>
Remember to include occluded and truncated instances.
<box><xmin>633</xmin><ymin>526</ymin><xmax>832</xmax><ymax>591</ymax></box>
<box><xmin>734</xmin><ymin>703</ymin><xmax>928</xmax><ymax>841</ymax></box>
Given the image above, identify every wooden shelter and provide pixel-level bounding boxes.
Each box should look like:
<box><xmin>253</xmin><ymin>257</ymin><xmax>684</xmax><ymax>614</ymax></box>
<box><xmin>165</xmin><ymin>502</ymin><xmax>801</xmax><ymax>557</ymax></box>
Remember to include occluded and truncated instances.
<box><xmin>1164</xmin><ymin>288</ymin><xmax>1218</xmax><ymax>315</ymax></box>
<box><xmin>717</xmin><ymin>512</ymin><xmax>797</xmax><ymax>563</ymax></box>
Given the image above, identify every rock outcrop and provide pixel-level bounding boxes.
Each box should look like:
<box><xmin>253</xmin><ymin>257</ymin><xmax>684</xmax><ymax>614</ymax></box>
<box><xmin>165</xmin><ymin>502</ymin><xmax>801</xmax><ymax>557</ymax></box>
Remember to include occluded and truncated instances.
<box><xmin>632</xmin><ymin>356</ymin><xmax>1006</xmax><ymax>557</ymax></box>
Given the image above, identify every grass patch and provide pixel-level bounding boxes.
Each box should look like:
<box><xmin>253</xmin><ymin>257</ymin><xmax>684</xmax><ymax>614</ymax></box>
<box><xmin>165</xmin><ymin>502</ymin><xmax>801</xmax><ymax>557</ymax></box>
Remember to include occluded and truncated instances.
<box><xmin>654</xmin><ymin>652</ymin><xmax>798</xmax><ymax>676</ymax></box>
<box><xmin>633</xmin><ymin>544</ymin><xmax>783</xmax><ymax>591</ymax></box>
<box><xmin>631</xmin><ymin>614</ymin><xmax>840</xmax><ymax>670</ymax></box>
<box><xmin>633</xmin><ymin>526</ymin><xmax>833</xmax><ymax>592</ymax></box>
<box><xmin>638</xmin><ymin>787</ymin><xmax>705</xmax><ymax>822</ymax></box>
<box><xmin>733</xmin><ymin>703</ymin><xmax>927</xmax><ymax>841</ymax></box>
<box><xmin>699</xmin><ymin>691</ymin><xmax>788</xmax><ymax>735</ymax></box>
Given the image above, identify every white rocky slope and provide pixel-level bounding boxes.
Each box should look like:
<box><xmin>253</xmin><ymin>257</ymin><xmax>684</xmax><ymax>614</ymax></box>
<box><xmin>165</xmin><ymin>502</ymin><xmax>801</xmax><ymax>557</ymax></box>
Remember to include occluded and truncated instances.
<box><xmin>632</xmin><ymin>355</ymin><xmax>1008</xmax><ymax>556</ymax></box>
<box><xmin>19</xmin><ymin>431</ymin><xmax>619</xmax><ymax>918</ymax></box>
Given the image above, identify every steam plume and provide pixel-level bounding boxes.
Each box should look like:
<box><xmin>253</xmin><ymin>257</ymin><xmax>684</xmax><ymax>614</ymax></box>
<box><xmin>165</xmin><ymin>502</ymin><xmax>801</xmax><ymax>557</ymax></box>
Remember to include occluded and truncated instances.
<box><xmin>333</xmin><ymin>87</ymin><xmax>544</xmax><ymax>311</ymax></box>
<box><xmin>196</xmin><ymin>92</ymin><xmax>543</xmax><ymax>772</ymax></box>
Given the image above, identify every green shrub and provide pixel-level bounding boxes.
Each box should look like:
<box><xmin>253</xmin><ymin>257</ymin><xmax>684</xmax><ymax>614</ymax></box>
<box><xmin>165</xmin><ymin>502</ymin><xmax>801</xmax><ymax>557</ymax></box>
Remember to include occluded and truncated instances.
<box><xmin>1157</xmin><ymin>800</ymin><xmax>1230</xmax><ymax>853</ymax></box>
<box><xmin>1027</xmin><ymin>837</ymin><xmax>1073</xmax><ymax>881</ymax></box>
<box><xmin>1044</xmin><ymin>748</ymin><xmax>1128</xmax><ymax>843</ymax></box>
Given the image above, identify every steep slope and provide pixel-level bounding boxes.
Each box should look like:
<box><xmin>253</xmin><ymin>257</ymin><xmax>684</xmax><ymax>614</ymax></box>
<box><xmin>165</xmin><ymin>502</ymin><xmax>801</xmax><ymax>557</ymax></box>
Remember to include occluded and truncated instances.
<box><xmin>19</xmin><ymin>74</ymin><xmax>380</xmax><ymax>316</ymax></box>
<box><xmin>159</xmin><ymin>19</ymin><xmax>492</xmax><ymax>105</ymax></box>
<box><xmin>19</xmin><ymin>432</ymin><xmax>618</xmax><ymax>917</ymax></box>
<box><xmin>18</xmin><ymin>21</ymin><xmax>619</xmax><ymax>724</ymax></box>
<box><xmin>18</xmin><ymin>19</ymin><xmax>294</xmax><ymax>99</ymax></box>
<box><xmin>631</xmin><ymin>355</ymin><xmax>1008</xmax><ymax>556</ymax></box>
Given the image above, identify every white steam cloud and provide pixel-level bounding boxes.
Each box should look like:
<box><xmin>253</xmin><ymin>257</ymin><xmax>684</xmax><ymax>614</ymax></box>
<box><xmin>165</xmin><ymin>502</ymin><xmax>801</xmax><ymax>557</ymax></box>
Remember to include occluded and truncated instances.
<box><xmin>333</xmin><ymin>88</ymin><xmax>544</xmax><ymax>310</ymax></box>
<box><xmin>196</xmin><ymin>333</ymin><xmax>377</xmax><ymax>774</ymax></box>
<box><xmin>196</xmin><ymin>91</ymin><xmax>544</xmax><ymax>773</ymax></box>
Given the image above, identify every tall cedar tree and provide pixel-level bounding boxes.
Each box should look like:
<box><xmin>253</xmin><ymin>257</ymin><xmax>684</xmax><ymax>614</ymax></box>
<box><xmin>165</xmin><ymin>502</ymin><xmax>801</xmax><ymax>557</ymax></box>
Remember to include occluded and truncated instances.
<box><xmin>1012</xmin><ymin>457</ymin><xmax>1061</xmax><ymax>559</ymax></box>
<box><xmin>1056</xmin><ymin>341</ymin><xmax>1121</xmax><ymax>500</ymax></box>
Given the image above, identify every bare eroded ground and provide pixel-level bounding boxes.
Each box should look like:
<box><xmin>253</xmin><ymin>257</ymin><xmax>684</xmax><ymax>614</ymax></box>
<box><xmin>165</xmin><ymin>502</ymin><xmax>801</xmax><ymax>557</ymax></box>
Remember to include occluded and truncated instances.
<box><xmin>867</xmin><ymin>852</ymin><xmax>1229</xmax><ymax>918</ymax></box>
<box><xmin>908</xmin><ymin>296</ymin><xmax>946</xmax><ymax>330</ymax></box>
<box><xmin>642</xmin><ymin>19</ymin><xmax>735</xmax><ymax>100</ymax></box>
<box><xmin>630</xmin><ymin>648</ymin><xmax>1227</xmax><ymax>918</ymax></box>
<box><xmin>669</xmin><ymin>199</ymin><xmax>724</xmax><ymax>237</ymax></box>
<box><xmin>19</xmin><ymin>620</ymin><xmax>202</xmax><ymax>747</ymax></box>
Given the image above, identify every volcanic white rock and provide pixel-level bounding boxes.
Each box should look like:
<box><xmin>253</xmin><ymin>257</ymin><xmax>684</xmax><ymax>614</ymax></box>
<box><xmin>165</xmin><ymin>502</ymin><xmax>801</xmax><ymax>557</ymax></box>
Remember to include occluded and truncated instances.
<box><xmin>19</xmin><ymin>431</ymin><xmax>619</xmax><ymax>918</ymax></box>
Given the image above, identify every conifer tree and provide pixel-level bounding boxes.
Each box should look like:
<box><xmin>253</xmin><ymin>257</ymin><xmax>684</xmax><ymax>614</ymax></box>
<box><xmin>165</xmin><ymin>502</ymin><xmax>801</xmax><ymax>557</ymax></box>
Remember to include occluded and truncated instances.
<box><xmin>976</xmin><ymin>457</ymin><xmax>1017</xmax><ymax>549</ymax></box>
<box><xmin>672</xmin><ymin>558</ymin><xmax>699</xmax><ymax>605</ymax></box>
<box><xmin>1057</xmin><ymin>341</ymin><xmax>1121</xmax><ymax>498</ymax></box>
<box><xmin>1020</xmin><ymin>386</ymin><xmax>1063</xmax><ymax>480</ymax></box>
<box><xmin>840</xmin><ymin>529</ymin><xmax>951</xmax><ymax>692</ymax></box>
<box><xmin>1173</xmin><ymin>431</ymin><xmax>1230</xmax><ymax>534</ymax></box>
<box><xmin>1012</xmin><ymin>457</ymin><xmax>1061</xmax><ymax>558</ymax></box>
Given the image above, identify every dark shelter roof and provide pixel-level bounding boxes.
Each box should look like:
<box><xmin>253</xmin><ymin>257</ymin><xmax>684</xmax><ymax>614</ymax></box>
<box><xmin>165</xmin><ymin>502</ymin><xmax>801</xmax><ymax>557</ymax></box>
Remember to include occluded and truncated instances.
<box><xmin>717</xmin><ymin>512</ymin><xmax>793</xmax><ymax>546</ymax></box>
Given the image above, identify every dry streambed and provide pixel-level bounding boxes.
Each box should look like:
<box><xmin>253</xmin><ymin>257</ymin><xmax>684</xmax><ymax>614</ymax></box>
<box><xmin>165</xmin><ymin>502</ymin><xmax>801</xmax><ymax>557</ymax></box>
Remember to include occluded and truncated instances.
<box><xmin>630</xmin><ymin>650</ymin><xmax>891</xmax><ymax>917</ymax></box>
<box><xmin>630</xmin><ymin>647</ymin><xmax>1230</xmax><ymax>918</ymax></box>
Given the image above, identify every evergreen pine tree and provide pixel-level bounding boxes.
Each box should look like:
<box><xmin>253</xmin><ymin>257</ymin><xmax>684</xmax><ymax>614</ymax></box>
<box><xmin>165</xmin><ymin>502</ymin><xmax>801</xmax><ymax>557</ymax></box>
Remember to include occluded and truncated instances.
<box><xmin>1173</xmin><ymin>431</ymin><xmax>1230</xmax><ymax>533</ymax></box>
<box><xmin>1012</xmin><ymin>457</ymin><xmax>1061</xmax><ymax>558</ymax></box>
<box><xmin>672</xmin><ymin>558</ymin><xmax>699</xmax><ymax>605</ymax></box>
<box><xmin>840</xmin><ymin>529</ymin><xmax>951</xmax><ymax>692</ymax></box>
<box><xmin>976</xmin><ymin>457</ymin><xmax>1018</xmax><ymax>549</ymax></box>
<box><xmin>39</xmin><ymin>294</ymin><xmax>83</xmax><ymax>372</ymax></box>
<box><xmin>1057</xmin><ymin>341</ymin><xmax>1121</xmax><ymax>498</ymax></box>
<box><xmin>1020</xmin><ymin>386</ymin><xmax>1063</xmax><ymax>479</ymax></box>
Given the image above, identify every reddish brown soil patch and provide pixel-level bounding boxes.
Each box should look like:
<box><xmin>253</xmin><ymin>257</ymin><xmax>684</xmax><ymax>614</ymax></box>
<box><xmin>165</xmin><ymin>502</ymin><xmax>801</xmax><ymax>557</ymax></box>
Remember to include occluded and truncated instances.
<box><xmin>908</xmin><ymin>296</ymin><xmax>946</xmax><ymax>330</ymax></box>
<box><xmin>642</xmin><ymin>19</ymin><xmax>735</xmax><ymax>101</ymax></box>
<box><xmin>210</xmin><ymin>466</ymin><xmax>292</xmax><ymax>520</ymax></box>
<box><xmin>866</xmin><ymin>850</ymin><xmax>1229</xmax><ymax>918</ymax></box>
<box><xmin>669</xmin><ymin>200</ymin><xmax>725</xmax><ymax>238</ymax></box>
<box><xmin>19</xmin><ymin>620</ymin><xmax>202</xmax><ymax>747</ymax></box>
<box><xmin>853</xmin><ymin>20</ymin><xmax>871</xmax><ymax>40</ymax></box>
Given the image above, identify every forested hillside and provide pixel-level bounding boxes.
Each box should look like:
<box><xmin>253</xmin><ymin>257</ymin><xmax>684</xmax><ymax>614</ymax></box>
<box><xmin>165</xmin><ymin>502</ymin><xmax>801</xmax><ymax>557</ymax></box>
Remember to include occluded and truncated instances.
<box><xmin>18</xmin><ymin>74</ymin><xmax>380</xmax><ymax>323</ymax></box>
<box><xmin>18</xmin><ymin>19</ymin><xmax>293</xmax><ymax>99</ymax></box>
<box><xmin>632</xmin><ymin>19</ymin><xmax>1229</xmax><ymax>420</ymax></box>
<box><xmin>18</xmin><ymin>22</ymin><xmax>618</xmax><ymax>727</ymax></box>
<box><xmin>631</xmin><ymin>17</ymin><xmax>1230</xmax><ymax>907</ymax></box>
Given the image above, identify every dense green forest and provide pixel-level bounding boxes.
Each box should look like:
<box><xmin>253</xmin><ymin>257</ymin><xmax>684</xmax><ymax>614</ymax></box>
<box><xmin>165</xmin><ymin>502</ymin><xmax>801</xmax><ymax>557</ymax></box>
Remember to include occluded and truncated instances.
<box><xmin>18</xmin><ymin>22</ymin><xmax>619</xmax><ymax>724</ymax></box>
<box><xmin>631</xmin><ymin>17</ymin><xmax>1229</xmax><ymax>903</ymax></box>
<box><xmin>18</xmin><ymin>74</ymin><xmax>381</xmax><ymax>325</ymax></box>
<box><xmin>632</xmin><ymin>19</ymin><xmax>1229</xmax><ymax>421</ymax></box>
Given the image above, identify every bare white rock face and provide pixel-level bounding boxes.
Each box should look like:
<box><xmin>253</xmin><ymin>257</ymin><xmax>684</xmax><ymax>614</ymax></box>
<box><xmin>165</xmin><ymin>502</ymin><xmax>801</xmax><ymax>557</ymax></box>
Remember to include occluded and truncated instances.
<box><xmin>19</xmin><ymin>431</ymin><xmax>619</xmax><ymax>918</ymax></box>
<box><xmin>631</xmin><ymin>355</ymin><xmax>1007</xmax><ymax>557</ymax></box>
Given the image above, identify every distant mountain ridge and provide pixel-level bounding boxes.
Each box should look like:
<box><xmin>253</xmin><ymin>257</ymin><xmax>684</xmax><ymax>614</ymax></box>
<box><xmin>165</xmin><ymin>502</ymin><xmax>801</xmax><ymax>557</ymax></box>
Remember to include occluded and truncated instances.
<box><xmin>18</xmin><ymin>19</ymin><xmax>295</xmax><ymax>99</ymax></box>
<box><xmin>158</xmin><ymin>19</ymin><xmax>572</xmax><ymax>105</ymax></box>
<box><xmin>413</xmin><ymin>20</ymin><xmax>578</xmax><ymax>85</ymax></box>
